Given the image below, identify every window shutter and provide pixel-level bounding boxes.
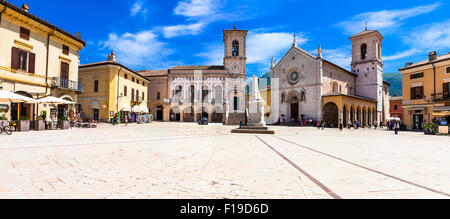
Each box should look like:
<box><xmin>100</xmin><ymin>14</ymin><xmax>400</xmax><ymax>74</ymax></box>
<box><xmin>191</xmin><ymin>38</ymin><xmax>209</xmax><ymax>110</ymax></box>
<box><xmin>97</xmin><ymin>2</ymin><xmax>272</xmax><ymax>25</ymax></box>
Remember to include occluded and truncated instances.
<box><xmin>410</xmin><ymin>88</ymin><xmax>415</xmax><ymax>99</ymax></box>
<box><xmin>444</xmin><ymin>83</ymin><xmax>449</xmax><ymax>99</ymax></box>
<box><xmin>28</xmin><ymin>52</ymin><xmax>35</xmax><ymax>73</ymax></box>
<box><xmin>11</xmin><ymin>47</ymin><xmax>19</xmax><ymax>70</ymax></box>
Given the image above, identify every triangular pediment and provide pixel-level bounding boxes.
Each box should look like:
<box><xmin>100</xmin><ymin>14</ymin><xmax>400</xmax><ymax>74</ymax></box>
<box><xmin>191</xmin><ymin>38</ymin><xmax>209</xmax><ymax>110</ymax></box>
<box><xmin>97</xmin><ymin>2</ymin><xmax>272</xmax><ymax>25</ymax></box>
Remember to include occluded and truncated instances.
<box><xmin>274</xmin><ymin>46</ymin><xmax>317</xmax><ymax>70</ymax></box>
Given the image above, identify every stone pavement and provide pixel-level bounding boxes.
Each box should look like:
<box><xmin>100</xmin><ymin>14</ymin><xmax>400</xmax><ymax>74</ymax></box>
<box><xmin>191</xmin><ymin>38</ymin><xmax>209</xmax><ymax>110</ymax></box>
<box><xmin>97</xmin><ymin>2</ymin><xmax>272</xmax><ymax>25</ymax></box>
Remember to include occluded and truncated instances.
<box><xmin>0</xmin><ymin>122</ymin><xmax>448</xmax><ymax>199</ymax></box>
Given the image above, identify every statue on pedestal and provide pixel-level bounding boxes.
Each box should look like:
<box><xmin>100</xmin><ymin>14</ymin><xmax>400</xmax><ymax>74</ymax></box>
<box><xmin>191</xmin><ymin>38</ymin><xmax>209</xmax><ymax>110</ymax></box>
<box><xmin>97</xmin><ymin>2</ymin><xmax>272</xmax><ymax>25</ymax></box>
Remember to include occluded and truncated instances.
<box><xmin>247</xmin><ymin>75</ymin><xmax>266</xmax><ymax>127</ymax></box>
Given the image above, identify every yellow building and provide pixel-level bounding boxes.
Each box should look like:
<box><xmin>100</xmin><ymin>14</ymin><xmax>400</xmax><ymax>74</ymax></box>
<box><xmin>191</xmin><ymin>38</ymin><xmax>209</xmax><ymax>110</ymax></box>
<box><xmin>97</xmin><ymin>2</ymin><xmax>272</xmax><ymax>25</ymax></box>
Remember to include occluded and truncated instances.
<box><xmin>78</xmin><ymin>52</ymin><xmax>149</xmax><ymax>122</ymax></box>
<box><xmin>399</xmin><ymin>51</ymin><xmax>450</xmax><ymax>130</ymax></box>
<box><xmin>0</xmin><ymin>1</ymin><xmax>85</xmax><ymax>121</ymax></box>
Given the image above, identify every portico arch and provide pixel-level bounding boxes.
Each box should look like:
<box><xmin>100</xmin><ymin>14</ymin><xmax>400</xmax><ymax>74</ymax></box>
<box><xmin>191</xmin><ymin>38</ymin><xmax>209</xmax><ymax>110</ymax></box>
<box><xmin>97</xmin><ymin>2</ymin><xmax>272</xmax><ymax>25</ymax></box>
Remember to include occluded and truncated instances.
<box><xmin>323</xmin><ymin>102</ymin><xmax>339</xmax><ymax>127</ymax></box>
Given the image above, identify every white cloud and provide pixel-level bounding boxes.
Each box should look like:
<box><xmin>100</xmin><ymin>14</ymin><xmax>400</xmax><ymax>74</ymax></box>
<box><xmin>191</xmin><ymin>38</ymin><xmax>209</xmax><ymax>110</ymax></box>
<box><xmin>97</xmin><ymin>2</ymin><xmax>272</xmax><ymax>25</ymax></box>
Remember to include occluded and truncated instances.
<box><xmin>162</xmin><ymin>22</ymin><xmax>206</xmax><ymax>38</ymax></box>
<box><xmin>247</xmin><ymin>32</ymin><xmax>306</xmax><ymax>64</ymax></box>
<box><xmin>384</xmin><ymin>49</ymin><xmax>418</xmax><ymax>61</ymax></box>
<box><xmin>321</xmin><ymin>48</ymin><xmax>352</xmax><ymax>69</ymax></box>
<box><xmin>407</xmin><ymin>19</ymin><xmax>450</xmax><ymax>50</ymax></box>
<box><xmin>336</xmin><ymin>2</ymin><xmax>441</xmax><ymax>35</ymax></box>
<box><xmin>383</xmin><ymin>19</ymin><xmax>450</xmax><ymax>62</ymax></box>
<box><xmin>130</xmin><ymin>1</ymin><xmax>148</xmax><ymax>17</ymax></box>
<box><xmin>174</xmin><ymin>0</ymin><xmax>216</xmax><ymax>18</ymax></box>
<box><xmin>101</xmin><ymin>31</ymin><xmax>174</xmax><ymax>68</ymax></box>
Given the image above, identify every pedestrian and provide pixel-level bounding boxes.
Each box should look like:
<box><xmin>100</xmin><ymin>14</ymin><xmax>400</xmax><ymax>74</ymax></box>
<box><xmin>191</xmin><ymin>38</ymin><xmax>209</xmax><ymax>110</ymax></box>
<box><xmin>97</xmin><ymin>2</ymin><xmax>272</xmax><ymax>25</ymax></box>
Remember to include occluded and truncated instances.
<box><xmin>317</xmin><ymin>121</ymin><xmax>321</xmax><ymax>130</ymax></box>
<box><xmin>321</xmin><ymin>121</ymin><xmax>325</xmax><ymax>130</ymax></box>
<box><xmin>356</xmin><ymin>120</ymin><xmax>360</xmax><ymax>130</ymax></box>
<box><xmin>239</xmin><ymin>121</ymin><xmax>243</xmax><ymax>129</ymax></box>
<box><xmin>394</xmin><ymin>122</ymin><xmax>400</xmax><ymax>135</ymax></box>
<box><xmin>124</xmin><ymin>114</ymin><xmax>128</xmax><ymax>126</ymax></box>
<box><xmin>113</xmin><ymin>113</ymin><xmax>118</xmax><ymax>126</ymax></box>
<box><xmin>339</xmin><ymin>120</ymin><xmax>343</xmax><ymax>131</ymax></box>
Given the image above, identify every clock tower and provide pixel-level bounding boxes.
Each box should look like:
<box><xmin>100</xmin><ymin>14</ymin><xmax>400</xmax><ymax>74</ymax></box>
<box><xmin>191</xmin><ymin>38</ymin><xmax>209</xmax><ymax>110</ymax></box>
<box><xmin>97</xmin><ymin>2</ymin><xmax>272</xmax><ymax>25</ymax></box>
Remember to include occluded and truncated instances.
<box><xmin>223</xmin><ymin>27</ymin><xmax>248</xmax><ymax>78</ymax></box>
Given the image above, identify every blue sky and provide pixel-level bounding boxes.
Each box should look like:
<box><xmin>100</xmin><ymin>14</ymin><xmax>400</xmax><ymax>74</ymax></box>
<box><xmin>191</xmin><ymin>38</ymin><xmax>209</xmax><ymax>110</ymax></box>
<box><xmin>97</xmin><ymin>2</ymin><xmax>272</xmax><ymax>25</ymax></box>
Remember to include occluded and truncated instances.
<box><xmin>9</xmin><ymin>0</ymin><xmax>450</xmax><ymax>77</ymax></box>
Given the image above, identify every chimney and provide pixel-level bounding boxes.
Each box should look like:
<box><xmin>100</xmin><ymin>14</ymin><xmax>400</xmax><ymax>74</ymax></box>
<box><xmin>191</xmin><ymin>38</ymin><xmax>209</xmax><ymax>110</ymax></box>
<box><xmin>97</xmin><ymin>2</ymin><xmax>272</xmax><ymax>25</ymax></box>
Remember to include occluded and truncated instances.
<box><xmin>21</xmin><ymin>3</ymin><xmax>29</xmax><ymax>12</ymax></box>
<box><xmin>405</xmin><ymin>62</ymin><xmax>413</xmax><ymax>67</ymax></box>
<box><xmin>428</xmin><ymin>51</ymin><xmax>437</xmax><ymax>62</ymax></box>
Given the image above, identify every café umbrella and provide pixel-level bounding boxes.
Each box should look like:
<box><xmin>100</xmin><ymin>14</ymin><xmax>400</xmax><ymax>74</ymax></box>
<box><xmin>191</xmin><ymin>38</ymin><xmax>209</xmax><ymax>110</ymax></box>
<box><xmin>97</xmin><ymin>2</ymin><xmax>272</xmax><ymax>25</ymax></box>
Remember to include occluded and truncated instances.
<box><xmin>37</xmin><ymin>96</ymin><xmax>75</xmax><ymax>105</ymax></box>
<box><xmin>131</xmin><ymin>105</ymin><xmax>141</xmax><ymax>113</ymax></box>
<box><xmin>0</xmin><ymin>90</ymin><xmax>37</xmax><ymax>103</ymax></box>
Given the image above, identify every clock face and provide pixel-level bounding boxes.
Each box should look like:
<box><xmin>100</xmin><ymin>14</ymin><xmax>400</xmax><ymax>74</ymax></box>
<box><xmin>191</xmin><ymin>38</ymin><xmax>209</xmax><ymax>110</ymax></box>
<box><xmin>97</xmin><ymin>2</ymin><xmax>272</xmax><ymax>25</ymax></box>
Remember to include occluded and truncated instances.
<box><xmin>230</xmin><ymin>62</ymin><xmax>241</xmax><ymax>74</ymax></box>
<box><xmin>287</xmin><ymin>71</ymin><xmax>300</xmax><ymax>85</ymax></box>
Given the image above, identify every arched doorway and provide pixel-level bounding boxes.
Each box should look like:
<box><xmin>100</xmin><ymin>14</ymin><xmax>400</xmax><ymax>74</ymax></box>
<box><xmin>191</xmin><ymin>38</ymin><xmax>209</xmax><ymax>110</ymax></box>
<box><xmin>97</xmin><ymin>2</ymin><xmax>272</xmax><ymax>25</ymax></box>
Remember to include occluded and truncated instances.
<box><xmin>357</xmin><ymin>106</ymin><xmax>361</xmax><ymax>122</ymax></box>
<box><xmin>287</xmin><ymin>91</ymin><xmax>301</xmax><ymax>122</ymax></box>
<box><xmin>212</xmin><ymin>106</ymin><xmax>223</xmax><ymax>123</ymax></box>
<box><xmin>323</xmin><ymin>102</ymin><xmax>339</xmax><ymax>127</ymax></box>
<box><xmin>183</xmin><ymin>107</ymin><xmax>194</xmax><ymax>122</ymax></box>
<box><xmin>170</xmin><ymin>107</ymin><xmax>181</xmax><ymax>121</ymax></box>
<box><xmin>350</xmin><ymin>105</ymin><xmax>355</xmax><ymax>124</ymax></box>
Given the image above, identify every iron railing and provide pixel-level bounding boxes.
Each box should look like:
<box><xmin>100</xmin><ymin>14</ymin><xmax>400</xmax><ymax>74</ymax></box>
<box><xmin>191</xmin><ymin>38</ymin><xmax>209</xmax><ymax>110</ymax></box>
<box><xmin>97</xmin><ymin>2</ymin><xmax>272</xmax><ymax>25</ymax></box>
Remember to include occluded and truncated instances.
<box><xmin>50</xmin><ymin>77</ymin><xmax>83</xmax><ymax>93</ymax></box>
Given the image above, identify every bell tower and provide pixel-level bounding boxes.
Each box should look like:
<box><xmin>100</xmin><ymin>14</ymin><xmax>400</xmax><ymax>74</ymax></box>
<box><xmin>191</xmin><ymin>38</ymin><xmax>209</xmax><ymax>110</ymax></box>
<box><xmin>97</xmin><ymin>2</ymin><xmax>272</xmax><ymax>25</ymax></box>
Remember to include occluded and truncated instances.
<box><xmin>223</xmin><ymin>27</ymin><xmax>248</xmax><ymax>78</ymax></box>
<box><xmin>350</xmin><ymin>29</ymin><xmax>384</xmax><ymax>120</ymax></box>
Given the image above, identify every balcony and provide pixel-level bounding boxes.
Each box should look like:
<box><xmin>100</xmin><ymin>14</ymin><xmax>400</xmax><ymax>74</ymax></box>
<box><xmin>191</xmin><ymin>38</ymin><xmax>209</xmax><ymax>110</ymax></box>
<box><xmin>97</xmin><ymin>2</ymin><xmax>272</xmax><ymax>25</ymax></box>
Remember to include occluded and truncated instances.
<box><xmin>50</xmin><ymin>77</ymin><xmax>84</xmax><ymax>93</ymax></box>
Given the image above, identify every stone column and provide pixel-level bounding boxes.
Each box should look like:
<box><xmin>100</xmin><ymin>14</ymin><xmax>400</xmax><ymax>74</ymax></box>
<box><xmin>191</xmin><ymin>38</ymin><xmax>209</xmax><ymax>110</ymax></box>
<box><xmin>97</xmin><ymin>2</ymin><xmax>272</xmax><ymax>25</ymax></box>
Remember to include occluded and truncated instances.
<box><xmin>347</xmin><ymin>111</ymin><xmax>352</xmax><ymax>127</ymax></box>
<box><xmin>338</xmin><ymin>110</ymin><xmax>344</xmax><ymax>127</ymax></box>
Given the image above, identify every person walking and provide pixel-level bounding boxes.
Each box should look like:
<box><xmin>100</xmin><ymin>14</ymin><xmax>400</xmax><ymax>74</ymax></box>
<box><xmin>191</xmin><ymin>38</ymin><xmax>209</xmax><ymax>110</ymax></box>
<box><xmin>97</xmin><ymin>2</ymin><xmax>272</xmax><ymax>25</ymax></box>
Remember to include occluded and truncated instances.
<box><xmin>356</xmin><ymin>120</ymin><xmax>360</xmax><ymax>130</ymax></box>
<box><xmin>321</xmin><ymin>121</ymin><xmax>325</xmax><ymax>130</ymax></box>
<box><xmin>124</xmin><ymin>113</ymin><xmax>128</xmax><ymax>126</ymax></box>
<box><xmin>394</xmin><ymin>122</ymin><xmax>400</xmax><ymax>135</ymax></box>
<box><xmin>339</xmin><ymin>120</ymin><xmax>343</xmax><ymax>131</ymax></box>
<box><xmin>317</xmin><ymin>121</ymin><xmax>321</xmax><ymax>130</ymax></box>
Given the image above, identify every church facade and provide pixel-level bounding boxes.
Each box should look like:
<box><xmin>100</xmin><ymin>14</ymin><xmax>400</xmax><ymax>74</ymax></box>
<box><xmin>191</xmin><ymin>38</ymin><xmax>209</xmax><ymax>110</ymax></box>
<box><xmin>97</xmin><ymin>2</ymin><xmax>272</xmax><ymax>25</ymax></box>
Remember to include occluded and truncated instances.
<box><xmin>271</xmin><ymin>30</ymin><xmax>390</xmax><ymax>127</ymax></box>
<box><xmin>140</xmin><ymin>27</ymin><xmax>248</xmax><ymax>125</ymax></box>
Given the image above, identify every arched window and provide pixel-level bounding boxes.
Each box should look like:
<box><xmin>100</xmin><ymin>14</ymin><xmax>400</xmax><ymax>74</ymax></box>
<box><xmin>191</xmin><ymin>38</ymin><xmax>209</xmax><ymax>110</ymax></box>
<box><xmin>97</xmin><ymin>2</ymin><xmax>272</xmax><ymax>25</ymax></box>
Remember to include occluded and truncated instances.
<box><xmin>361</xmin><ymin>44</ymin><xmax>367</xmax><ymax>60</ymax></box>
<box><xmin>332</xmin><ymin>82</ymin><xmax>339</xmax><ymax>93</ymax></box>
<box><xmin>232</xmin><ymin>40</ymin><xmax>239</xmax><ymax>57</ymax></box>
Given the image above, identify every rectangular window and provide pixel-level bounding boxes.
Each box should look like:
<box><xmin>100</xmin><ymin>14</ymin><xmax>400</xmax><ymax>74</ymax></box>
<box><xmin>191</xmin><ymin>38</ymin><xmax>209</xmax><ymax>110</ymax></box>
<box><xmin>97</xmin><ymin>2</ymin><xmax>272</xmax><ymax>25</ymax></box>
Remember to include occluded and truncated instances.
<box><xmin>394</xmin><ymin>105</ymin><xmax>398</xmax><ymax>111</ymax></box>
<box><xmin>143</xmin><ymin>82</ymin><xmax>145</xmax><ymax>86</ymax></box>
<box><xmin>62</xmin><ymin>45</ymin><xmax>69</xmax><ymax>55</ymax></box>
<box><xmin>444</xmin><ymin>83</ymin><xmax>450</xmax><ymax>99</ymax></box>
<box><xmin>157</xmin><ymin>92</ymin><xmax>161</xmax><ymax>100</ymax></box>
<box><xmin>125</xmin><ymin>74</ymin><xmax>128</xmax><ymax>79</ymax></box>
<box><xmin>60</xmin><ymin>62</ymin><xmax>69</xmax><ymax>88</ymax></box>
<box><xmin>234</xmin><ymin>96</ymin><xmax>239</xmax><ymax>111</ymax></box>
<box><xmin>11</xmin><ymin>47</ymin><xmax>35</xmax><ymax>73</ymax></box>
<box><xmin>142</xmin><ymin>92</ymin><xmax>145</xmax><ymax>101</ymax></box>
<box><xmin>124</xmin><ymin>86</ymin><xmax>127</xmax><ymax>97</ymax></box>
<box><xmin>446</xmin><ymin>67</ymin><xmax>450</xmax><ymax>74</ymax></box>
<box><xmin>410</xmin><ymin>86</ymin><xmax>424</xmax><ymax>100</ymax></box>
<box><xmin>410</xmin><ymin>72</ymin><xmax>424</xmax><ymax>80</ymax></box>
<box><xmin>136</xmin><ymin>90</ymin><xmax>139</xmax><ymax>101</ymax></box>
<box><xmin>131</xmin><ymin>88</ymin><xmax>135</xmax><ymax>101</ymax></box>
<box><xmin>94</xmin><ymin>80</ymin><xmax>99</xmax><ymax>93</ymax></box>
<box><xmin>20</xmin><ymin>27</ymin><xmax>30</xmax><ymax>40</ymax></box>
<box><xmin>132</xmin><ymin>77</ymin><xmax>135</xmax><ymax>82</ymax></box>
<box><xmin>137</xmin><ymin>79</ymin><xmax>140</xmax><ymax>84</ymax></box>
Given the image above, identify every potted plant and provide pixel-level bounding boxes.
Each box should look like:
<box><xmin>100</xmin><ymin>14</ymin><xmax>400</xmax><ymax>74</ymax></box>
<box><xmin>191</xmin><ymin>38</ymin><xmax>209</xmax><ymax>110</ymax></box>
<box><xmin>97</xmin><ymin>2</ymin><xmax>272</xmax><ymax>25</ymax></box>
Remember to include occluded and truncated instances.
<box><xmin>423</xmin><ymin>122</ymin><xmax>438</xmax><ymax>135</ymax></box>
<box><xmin>34</xmin><ymin>111</ymin><xmax>46</xmax><ymax>131</ymax></box>
<box><xmin>0</xmin><ymin>114</ymin><xmax>8</xmax><ymax>127</ymax></box>
<box><xmin>60</xmin><ymin>117</ymin><xmax>69</xmax><ymax>130</ymax></box>
<box><xmin>17</xmin><ymin>116</ymin><xmax>30</xmax><ymax>132</ymax></box>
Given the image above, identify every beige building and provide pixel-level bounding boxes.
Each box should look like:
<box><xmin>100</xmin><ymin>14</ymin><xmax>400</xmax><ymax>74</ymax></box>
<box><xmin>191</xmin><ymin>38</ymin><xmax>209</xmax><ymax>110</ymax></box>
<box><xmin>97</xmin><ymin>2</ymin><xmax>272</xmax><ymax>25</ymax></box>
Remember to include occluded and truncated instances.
<box><xmin>139</xmin><ymin>27</ymin><xmax>248</xmax><ymax>125</ymax></box>
<box><xmin>399</xmin><ymin>51</ymin><xmax>450</xmax><ymax>130</ymax></box>
<box><xmin>78</xmin><ymin>52</ymin><xmax>149</xmax><ymax>122</ymax></box>
<box><xmin>0</xmin><ymin>1</ymin><xmax>85</xmax><ymax>121</ymax></box>
<box><xmin>271</xmin><ymin>29</ymin><xmax>390</xmax><ymax>127</ymax></box>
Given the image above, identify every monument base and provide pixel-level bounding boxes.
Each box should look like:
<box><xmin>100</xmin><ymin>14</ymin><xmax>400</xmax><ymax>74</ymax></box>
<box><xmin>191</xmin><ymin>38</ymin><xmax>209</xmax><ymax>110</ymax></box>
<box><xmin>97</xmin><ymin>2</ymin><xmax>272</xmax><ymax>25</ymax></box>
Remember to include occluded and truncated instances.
<box><xmin>231</xmin><ymin>126</ymin><xmax>275</xmax><ymax>134</ymax></box>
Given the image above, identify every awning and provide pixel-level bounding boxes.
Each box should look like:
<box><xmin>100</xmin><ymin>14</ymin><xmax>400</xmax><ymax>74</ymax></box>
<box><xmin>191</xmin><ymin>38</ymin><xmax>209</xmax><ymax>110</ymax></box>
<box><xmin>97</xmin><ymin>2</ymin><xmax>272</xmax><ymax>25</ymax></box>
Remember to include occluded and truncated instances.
<box><xmin>433</xmin><ymin>112</ymin><xmax>450</xmax><ymax>116</ymax></box>
<box><xmin>88</xmin><ymin>100</ymin><xmax>100</xmax><ymax>109</ymax></box>
<box><xmin>140</xmin><ymin>106</ymin><xmax>149</xmax><ymax>114</ymax></box>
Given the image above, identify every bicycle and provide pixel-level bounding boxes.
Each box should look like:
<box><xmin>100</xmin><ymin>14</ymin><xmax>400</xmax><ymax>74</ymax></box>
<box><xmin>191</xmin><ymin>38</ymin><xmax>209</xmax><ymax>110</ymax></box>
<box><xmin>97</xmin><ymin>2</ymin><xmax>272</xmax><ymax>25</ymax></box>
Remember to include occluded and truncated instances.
<box><xmin>0</xmin><ymin>123</ymin><xmax>12</xmax><ymax>135</ymax></box>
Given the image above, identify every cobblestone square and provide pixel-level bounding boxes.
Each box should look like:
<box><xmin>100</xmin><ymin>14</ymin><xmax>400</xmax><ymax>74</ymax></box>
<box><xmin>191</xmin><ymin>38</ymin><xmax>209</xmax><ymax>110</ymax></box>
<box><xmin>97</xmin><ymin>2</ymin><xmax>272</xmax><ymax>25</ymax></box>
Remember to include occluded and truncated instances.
<box><xmin>0</xmin><ymin>123</ymin><xmax>448</xmax><ymax>199</ymax></box>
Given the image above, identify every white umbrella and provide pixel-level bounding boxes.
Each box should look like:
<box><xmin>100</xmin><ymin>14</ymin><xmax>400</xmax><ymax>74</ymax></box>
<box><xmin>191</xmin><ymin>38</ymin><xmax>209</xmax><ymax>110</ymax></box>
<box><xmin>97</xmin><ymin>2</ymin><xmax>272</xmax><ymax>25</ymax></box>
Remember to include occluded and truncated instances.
<box><xmin>37</xmin><ymin>96</ymin><xmax>75</xmax><ymax>105</ymax></box>
<box><xmin>140</xmin><ymin>106</ymin><xmax>149</xmax><ymax>114</ymax></box>
<box><xmin>131</xmin><ymin>105</ymin><xmax>141</xmax><ymax>113</ymax></box>
<box><xmin>120</xmin><ymin>104</ymin><xmax>131</xmax><ymax>112</ymax></box>
<box><xmin>0</xmin><ymin>90</ymin><xmax>37</xmax><ymax>103</ymax></box>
